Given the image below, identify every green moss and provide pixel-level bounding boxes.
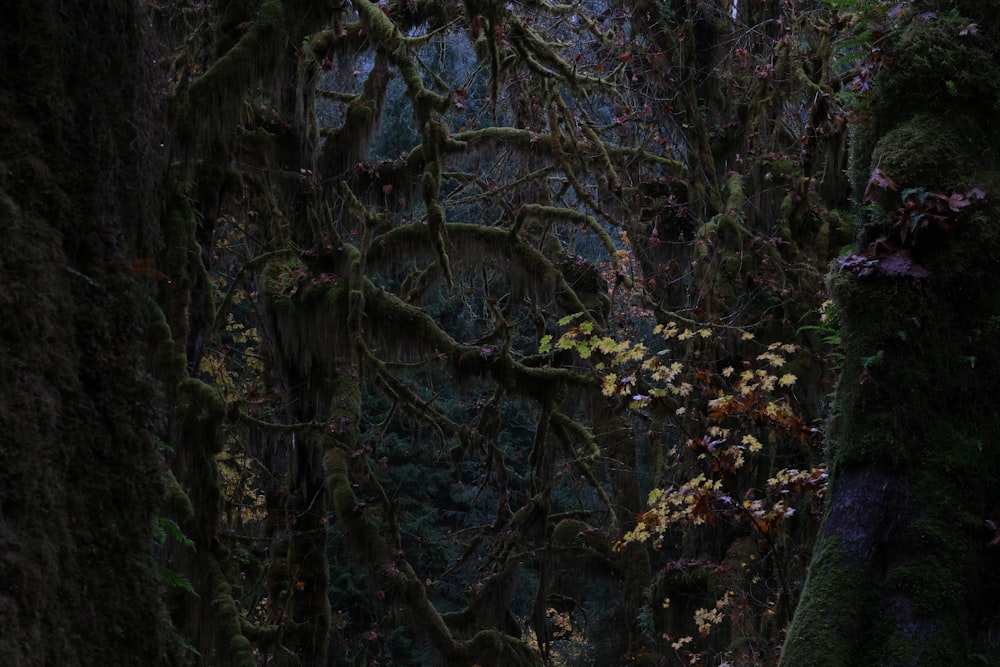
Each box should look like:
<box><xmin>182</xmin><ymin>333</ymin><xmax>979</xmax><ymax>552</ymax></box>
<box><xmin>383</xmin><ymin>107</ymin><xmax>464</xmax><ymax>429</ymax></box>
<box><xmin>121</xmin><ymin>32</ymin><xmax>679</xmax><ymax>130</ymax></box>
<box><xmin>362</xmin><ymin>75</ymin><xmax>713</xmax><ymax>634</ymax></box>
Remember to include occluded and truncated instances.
<box><xmin>827</xmin><ymin>410</ymin><xmax>901</xmax><ymax>468</ymax></box>
<box><xmin>163</xmin><ymin>469</ymin><xmax>195</xmax><ymax>520</ymax></box>
<box><xmin>871</xmin><ymin>113</ymin><xmax>982</xmax><ymax>192</ymax></box>
<box><xmin>176</xmin><ymin>378</ymin><xmax>227</xmax><ymax>451</ymax></box>
<box><xmin>874</xmin><ymin>16</ymin><xmax>1000</xmax><ymax>131</ymax></box>
<box><xmin>178</xmin><ymin>0</ymin><xmax>288</xmax><ymax>152</ymax></box>
<box><xmin>780</xmin><ymin>536</ymin><xmax>877</xmax><ymax>666</ymax></box>
<box><xmin>206</xmin><ymin>558</ymin><xmax>255</xmax><ymax>666</ymax></box>
<box><xmin>889</xmin><ymin>556</ymin><xmax>962</xmax><ymax>613</ymax></box>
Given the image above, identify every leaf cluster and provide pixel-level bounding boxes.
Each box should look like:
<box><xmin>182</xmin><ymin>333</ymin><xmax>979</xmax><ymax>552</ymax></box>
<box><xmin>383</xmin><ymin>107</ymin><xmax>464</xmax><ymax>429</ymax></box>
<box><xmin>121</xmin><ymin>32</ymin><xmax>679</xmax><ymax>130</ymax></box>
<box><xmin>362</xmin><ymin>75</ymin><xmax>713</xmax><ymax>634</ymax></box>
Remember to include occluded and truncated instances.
<box><xmin>838</xmin><ymin>167</ymin><xmax>987</xmax><ymax>278</ymax></box>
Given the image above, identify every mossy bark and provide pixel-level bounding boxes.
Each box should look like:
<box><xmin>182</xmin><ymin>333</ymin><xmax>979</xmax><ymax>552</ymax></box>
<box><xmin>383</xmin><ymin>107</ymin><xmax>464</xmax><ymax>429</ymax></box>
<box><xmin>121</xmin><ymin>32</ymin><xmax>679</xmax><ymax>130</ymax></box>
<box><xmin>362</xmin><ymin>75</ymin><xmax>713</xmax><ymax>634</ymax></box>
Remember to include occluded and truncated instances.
<box><xmin>782</xmin><ymin>5</ymin><xmax>1000</xmax><ymax>664</ymax></box>
<box><xmin>0</xmin><ymin>0</ymin><xmax>178</xmax><ymax>664</ymax></box>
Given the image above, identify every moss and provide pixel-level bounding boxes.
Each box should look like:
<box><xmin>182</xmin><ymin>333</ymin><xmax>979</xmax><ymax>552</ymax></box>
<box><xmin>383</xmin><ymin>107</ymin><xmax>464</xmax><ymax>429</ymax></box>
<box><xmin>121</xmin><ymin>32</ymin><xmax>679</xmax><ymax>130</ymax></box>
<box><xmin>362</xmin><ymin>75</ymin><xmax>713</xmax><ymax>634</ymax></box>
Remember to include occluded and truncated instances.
<box><xmin>206</xmin><ymin>558</ymin><xmax>255</xmax><ymax>667</ymax></box>
<box><xmin>888</xmin><ymin>555</ymin><xmax>963</xmax><ymax>615</ymax></box>
<box><xmin>178</xmin><ymin>0</ymin><xmax>288</xmax><ymax>153</ymax></box>
<box><xmin>807</xmin><ymin>159</ymin><xmax>1000</xmax><ymax>661</ymax></box>
<box><xmin>827</xmin><ymin>410</ymin><xmax>901</xmax><ymax>469</ymax></box>
<box><xmin>163</xmin><ymin>469</ymin><xmax>196</xmax><ymax>520</ymax></box>
<box><xmin>780</xmin><ymin>536</ymin><xmax>877</xmax><ymax>665</ymax></box>
<box><xmin>871</xmin><ymin>113</ymin><xmax>983</xmax><ymax>192</ymax></box>
<box><xmin>0</xmin><ymin>0</ymin><xmax>183</xmax><ymax>662</ymax></box>
<box><xmin>176</xmin><ymin>378</ymin><xmax>227</xmax><ymax>452</ymax></box>
<box><xmin>874</xmin><ymin>16</ymin><xmax>1000</xmax><ymax>132</ymax></box>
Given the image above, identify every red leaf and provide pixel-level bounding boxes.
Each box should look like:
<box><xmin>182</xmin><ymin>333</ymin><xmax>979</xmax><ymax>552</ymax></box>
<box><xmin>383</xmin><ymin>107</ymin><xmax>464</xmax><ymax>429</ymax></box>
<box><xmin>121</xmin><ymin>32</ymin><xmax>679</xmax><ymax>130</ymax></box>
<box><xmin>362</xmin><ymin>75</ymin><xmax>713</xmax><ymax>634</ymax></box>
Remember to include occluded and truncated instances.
<box><xmin>131</xmin><ymin>258</ymin><xmax>171</xmax><ymax>283</ymax></box>
<box><xmin>864</xmin><ymin>167</ymin><xmax>897</xmax><ymax>202</ymax></box>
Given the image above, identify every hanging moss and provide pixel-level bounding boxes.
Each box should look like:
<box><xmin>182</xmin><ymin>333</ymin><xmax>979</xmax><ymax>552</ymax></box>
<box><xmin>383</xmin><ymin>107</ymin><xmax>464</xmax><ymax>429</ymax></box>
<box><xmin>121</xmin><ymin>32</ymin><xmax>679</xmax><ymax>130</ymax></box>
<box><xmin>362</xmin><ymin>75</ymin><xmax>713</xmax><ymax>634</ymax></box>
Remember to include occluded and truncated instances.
<box><xmin>177</xmin><ymin>0</ymin><xmax>288</xmax><ymax>153</ymax></box>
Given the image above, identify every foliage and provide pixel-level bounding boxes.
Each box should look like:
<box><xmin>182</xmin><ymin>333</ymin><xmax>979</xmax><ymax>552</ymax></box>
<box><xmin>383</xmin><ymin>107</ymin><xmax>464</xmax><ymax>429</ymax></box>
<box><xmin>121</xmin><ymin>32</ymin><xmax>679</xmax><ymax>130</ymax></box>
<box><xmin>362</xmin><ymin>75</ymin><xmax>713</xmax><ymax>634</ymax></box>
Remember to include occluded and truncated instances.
<box><xmin>142</xmin><ymin>0</ymin><xmax>853</xmax><ymax>664</ymax></box>
<box><xmin>155</xmin><ymin>511</ymin><xmax>198</xmax><ymax>598</ymax></box>
<box><xmin>544</xmin><ymin>314</ymin><xmax>827</xmax><ymax>663</ymax></box>
<box><xmin>837</xmin><ymin>165</ymin><xmax>987</xmax><ymax>278</ymax></box>
<box><xmin>11</xmin><ymin>0</ymin><xmax>1000</xmax><ymax>663</ymax></box>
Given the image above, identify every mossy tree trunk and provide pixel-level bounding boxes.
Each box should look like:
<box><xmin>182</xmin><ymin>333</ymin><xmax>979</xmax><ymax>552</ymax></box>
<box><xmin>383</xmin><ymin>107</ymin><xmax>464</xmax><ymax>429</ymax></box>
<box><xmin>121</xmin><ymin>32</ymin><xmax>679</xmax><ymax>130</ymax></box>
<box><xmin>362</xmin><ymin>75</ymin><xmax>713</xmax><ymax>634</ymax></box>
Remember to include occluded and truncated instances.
<box><xmin>781</xmin><ymin>3</ymin><xmax>1000</xmax><ymax>664</ymax></box>
<box><xmin>0</xmin><ymin>0</ymin><xmax>178</xmax><ymax>664</ymax></box>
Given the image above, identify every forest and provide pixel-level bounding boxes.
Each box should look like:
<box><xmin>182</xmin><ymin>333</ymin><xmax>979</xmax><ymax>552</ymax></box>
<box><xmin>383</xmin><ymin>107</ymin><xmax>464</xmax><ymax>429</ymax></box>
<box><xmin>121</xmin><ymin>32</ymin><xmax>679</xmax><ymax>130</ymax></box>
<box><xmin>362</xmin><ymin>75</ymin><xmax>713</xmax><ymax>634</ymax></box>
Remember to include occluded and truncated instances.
<box><xmin>2</xmin><ymin>0</ymin><xmax>1000</xmax><ymax>664</ymax></box>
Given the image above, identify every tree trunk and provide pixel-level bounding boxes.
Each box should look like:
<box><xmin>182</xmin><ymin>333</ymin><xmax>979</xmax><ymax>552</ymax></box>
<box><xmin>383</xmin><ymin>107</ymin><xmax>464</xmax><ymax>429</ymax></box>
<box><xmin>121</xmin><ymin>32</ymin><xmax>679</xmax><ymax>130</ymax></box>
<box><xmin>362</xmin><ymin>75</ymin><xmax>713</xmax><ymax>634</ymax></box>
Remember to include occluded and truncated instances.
<box><xmin>0</xmin><ymin>0</ymin><xmax>177</xmax><ymax>664</ymax></box>
<box><xmin>782</xmin><ymin>4</ymin><xmax>1000</xmax><ymax>664</ymax></box>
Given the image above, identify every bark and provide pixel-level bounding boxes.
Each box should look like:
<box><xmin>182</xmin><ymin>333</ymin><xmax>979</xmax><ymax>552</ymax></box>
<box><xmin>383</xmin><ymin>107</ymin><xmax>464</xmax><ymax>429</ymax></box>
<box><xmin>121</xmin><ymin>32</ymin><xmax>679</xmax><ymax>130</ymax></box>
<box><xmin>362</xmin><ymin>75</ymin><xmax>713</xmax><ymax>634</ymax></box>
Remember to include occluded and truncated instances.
<box><xmin>782</xmin><ymin>4</ymin><xmax>1000</xmax><ymax>664</ymax></box>
<box><xmin>0</xmin><ymin>0</ymin><xmax>176</xmax><ymax>664</ymax></box>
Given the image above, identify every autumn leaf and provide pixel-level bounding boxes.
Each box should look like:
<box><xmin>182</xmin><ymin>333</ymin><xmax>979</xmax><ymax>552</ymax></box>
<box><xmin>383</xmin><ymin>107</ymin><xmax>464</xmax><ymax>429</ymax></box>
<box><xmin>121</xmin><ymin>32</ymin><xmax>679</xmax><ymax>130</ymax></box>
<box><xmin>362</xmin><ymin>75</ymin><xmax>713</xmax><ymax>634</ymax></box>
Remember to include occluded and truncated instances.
<box><xmin>863</xmin><ymin>167</ymin><xmax>897</xmax><ymax>202</ymax></box>
<box><xmin>131</xmin><ymin>258</ymin><xmax>171</xmax><ymax>283</ymax></box>
<box><xmin>943</xmin><ymin>190</ymin><xmax>973</xmax><ymax>212</ymax></box>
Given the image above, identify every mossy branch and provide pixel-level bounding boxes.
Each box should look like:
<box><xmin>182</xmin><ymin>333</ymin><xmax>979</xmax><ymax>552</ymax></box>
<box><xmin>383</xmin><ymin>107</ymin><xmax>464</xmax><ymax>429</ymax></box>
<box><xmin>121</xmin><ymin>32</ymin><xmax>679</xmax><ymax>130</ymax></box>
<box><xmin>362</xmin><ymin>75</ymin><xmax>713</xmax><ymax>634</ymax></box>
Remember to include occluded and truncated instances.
<box><xmin>361</xmin><ymin>275</ymin><xmax>598</xmax><ymax>396</ymax></box>
<box><xmin>324</xmin><ymin>442</ymin><xmax>467</xmax><ymax>663</ymax></box>
<box><xmin>206</xmin><ymin>557</ymin><xmax>255</xmax><ymax>666</ymax></box>
<box><xmin>422</xmin><ymin>157</ymin><xmax>455</xmax><ymax>287</ymax></box>
<box><xmin>515</xmin><ymin>204</ymin><xmax>622</xmax><ymax>277</ymax></box>
<box><xmin>507</xmin><ymin>18</ymin><xmax>614</xmax><ymax>92</ymax></box>
<box><xmin>550</xmin><ymin>409</ymin><xmax>618</xmax><ymax>535</ymax></box>
<box><xmin>232</xmin><ymin>408</ymin><xmax>327</xmax><ymax>434</ymax></box>
<box><xmin>357</xmin><ymin>339</ymin><xmax>460</xmax><ymax>445</ymax></box>
<box><xmin>352</xmin><ymin>0</ymin><xmax>449</xmax><ymax>119</ymax></box>
<box><xmin>365</xmin><ymin>221</ymin><xmax>599</xmax><ymax>324</ymax></box>
<box><xmin>211</xmin><ymin>248</ymin><xmax>296</xmax><ymax>332</ymax></box>
<box><xmin>179</xmin><ymin>0</ymin><xmax>287</xmax><ymax>153</ymax></box>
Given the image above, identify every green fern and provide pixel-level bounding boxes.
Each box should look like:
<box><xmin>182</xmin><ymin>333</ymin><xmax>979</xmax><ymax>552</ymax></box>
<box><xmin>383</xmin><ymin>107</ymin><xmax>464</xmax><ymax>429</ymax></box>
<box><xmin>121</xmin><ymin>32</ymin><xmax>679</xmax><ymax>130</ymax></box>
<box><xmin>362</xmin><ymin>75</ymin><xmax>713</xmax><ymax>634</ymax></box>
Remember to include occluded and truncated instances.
<box><xmin>158</xmin><ymin>566</ymin><xmax>197</xmax><ymax>595</ymax></box>
<box><xmin>154</xmin><ymin>516</ymin><xmax>197</xmax><ymax>594</ymax></box>
<box><xmin>154</xmin><ymin>516</ymin><xmax>195</xmax><ymax>550</ymax></box>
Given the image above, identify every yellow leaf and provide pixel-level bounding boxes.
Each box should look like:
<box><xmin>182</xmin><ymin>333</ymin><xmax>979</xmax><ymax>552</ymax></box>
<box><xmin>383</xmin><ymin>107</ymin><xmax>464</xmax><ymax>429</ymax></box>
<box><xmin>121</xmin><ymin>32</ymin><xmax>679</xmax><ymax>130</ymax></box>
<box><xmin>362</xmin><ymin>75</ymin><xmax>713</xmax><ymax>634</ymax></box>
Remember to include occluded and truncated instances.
<box><xmin>742</xmin><ymin>434</ymin><xmax>763</xmax><ymax>453</ymax></box>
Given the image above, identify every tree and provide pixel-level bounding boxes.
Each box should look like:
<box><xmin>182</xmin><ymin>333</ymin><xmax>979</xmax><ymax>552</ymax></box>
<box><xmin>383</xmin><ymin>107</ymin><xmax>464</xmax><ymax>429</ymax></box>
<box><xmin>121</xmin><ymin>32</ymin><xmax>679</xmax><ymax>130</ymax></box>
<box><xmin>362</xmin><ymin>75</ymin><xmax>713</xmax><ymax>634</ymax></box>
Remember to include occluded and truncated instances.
<box><xmin>20</xmin><ymin>0</ymin><xmax>1000</xmax><ymax>664</ymax></box>
<box><xmin>154</xmin><ymin>0</ymin><xmax>672</xmax><ymax>663</ymax></box>
<box><xmin>134</xmin><ymin>0</ymin><xmax>847</xmax><ymax>663</ymax></box>
<box><xmin>782</xmin><ymin>2</ymin><xmax>1000</xmax><ymax>663</ymax></box>
<box><xmin>0</xmin><ymin>0</ymin><xmax>179</xmax><ymax>664</ymax></box>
